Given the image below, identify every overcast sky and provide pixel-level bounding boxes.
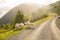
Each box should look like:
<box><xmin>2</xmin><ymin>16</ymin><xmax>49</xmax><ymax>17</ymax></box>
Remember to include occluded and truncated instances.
<box><xmin>0</xmin><ymin>0</ymin><xmax>59</xmax><ymax>7</ymax></box>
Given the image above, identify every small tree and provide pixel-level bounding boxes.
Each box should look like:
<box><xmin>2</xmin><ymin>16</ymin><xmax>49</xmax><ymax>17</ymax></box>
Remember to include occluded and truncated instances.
<box><xmin>15</xmin><ymin>11</ymin><xmax>24</xmax><ymax>23</ymax></box>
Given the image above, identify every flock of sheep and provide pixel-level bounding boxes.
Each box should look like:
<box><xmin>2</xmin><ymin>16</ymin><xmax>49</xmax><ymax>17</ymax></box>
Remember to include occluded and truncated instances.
<box><xmin>15</xmin><ymin>21</ymin><xmax>34</xmax><ymax>29</ymax></box>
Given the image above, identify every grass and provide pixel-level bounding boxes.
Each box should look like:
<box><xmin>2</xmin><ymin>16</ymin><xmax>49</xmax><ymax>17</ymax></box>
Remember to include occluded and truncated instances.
<box><xmin>0</xmin><ymin>28</ymin><xmax>23</xmax><ymax>39</ymax></box>
<box><xmin>33</xmin><ymin>14</ymin><xmax>53</xmax><ymax>25</ymax></box>
<box><xmin>0</xmin><ymin>13</ymin><xmax>53</xmax><ymax>39</ymax></box>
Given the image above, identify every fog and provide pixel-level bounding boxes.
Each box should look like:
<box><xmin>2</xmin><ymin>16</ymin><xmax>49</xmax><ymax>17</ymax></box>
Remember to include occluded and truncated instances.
<box><xmin>0</xmin><ymin>0</ymin><xmax>58</xmax><ymax>19</ymax></box>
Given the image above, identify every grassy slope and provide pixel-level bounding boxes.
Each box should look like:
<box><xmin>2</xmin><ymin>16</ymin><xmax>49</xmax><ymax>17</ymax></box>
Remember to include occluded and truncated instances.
<box><xmin>33</xmin><ymin>14</ymin><xmax>53</xmax><ymax>24</ymax></box>
<box><xmin>0</xmin><ymin>14</ymin><xmax>53</xmax><ymax>39</ymax></box>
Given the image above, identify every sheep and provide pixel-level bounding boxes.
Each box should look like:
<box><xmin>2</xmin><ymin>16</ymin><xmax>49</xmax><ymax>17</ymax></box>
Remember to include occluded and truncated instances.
<box><xmin>15</xmin><ymin>23</ymin><xmax>24</xmax><ymax>29</ymax></box>
<box><xmin>19</xmin><ymin>23</ymin><xmax>24</xmax><ymax>27</ymax></box>
<box><xmin>24</xmin><ymin>21</ymin><xmax>30</xmax><ymax>25</ymax></box>
<box><xmin>15</xmin><ymin>23</ymin><xmax>20</xmax><ymax>29</ymax></box>
<box><xmin>24</xmin><ymin>21</ymin><xmax>34</xmax><ymax>28</ymax></box>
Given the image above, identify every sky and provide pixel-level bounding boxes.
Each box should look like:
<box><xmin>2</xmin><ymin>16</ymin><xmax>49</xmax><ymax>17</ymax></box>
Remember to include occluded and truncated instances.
<box><xmin>0</xmin><ymin>0</ymin><xmax>59</xmax><ymax>7</ymax></box>
<box><xmin>0</xmin><ymin>0</ymin><xmax>59</xmax><ymax>18</ymax></box>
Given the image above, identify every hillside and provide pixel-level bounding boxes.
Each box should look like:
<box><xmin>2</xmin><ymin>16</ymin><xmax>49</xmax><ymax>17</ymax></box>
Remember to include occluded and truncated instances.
<box><xmin>49</xmin><ymin>1</ymin><xmax>60</xmax><ymax>14</ymax></box>
<box><xmin>0</xmin><ymin>3</ymin><xmax>49</xmax><ymax>24</ymax></box>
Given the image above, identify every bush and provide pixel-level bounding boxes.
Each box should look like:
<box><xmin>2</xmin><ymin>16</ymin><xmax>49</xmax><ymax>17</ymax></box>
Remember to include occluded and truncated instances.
<box><xmin>0</xmin><ymin>23</ymin><xmax>14</xmax><ymax>30</ymax></box>
<box><xmin>24</xmin><ymin>14</ymin><xmax>31</xmax><ymax>22</ymax></box>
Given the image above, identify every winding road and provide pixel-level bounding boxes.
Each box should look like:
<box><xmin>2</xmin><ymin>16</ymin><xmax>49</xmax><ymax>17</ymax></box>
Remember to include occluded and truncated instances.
<box><xmin>5</xmin><ymin>16</ymin><xmax>60</xmax><ymax>40</ymax></box>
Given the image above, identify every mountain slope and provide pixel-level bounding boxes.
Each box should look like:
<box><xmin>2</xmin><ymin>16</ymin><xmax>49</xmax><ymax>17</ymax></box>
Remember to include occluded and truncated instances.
<box><xmin>0</xmin><ymin>3</ymin><xmax>49</xmax><ymax>24</ymax></box>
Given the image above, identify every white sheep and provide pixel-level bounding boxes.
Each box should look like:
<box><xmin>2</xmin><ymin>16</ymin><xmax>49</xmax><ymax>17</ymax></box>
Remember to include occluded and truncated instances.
<box><xmin>24</xmin><ymin>21</ymin><xmax>34</xmax><ymax>28</ymax></box>
<box><xmin>15</xmin><ymin>23</ymin><xmax>24</xmax><ymax>29</ymax></box>
<box><xmin>19</xmin><ymin>23</ymin><xmax>24</xmax><ymax>27</ymax></box>
<box><xmin>24</xmin><ymin>21</ymin><xmax>30</xmax><ymax>25</ymax></box>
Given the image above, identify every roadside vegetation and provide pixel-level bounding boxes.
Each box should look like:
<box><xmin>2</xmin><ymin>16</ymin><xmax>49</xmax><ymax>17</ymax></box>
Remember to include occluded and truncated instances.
<box><xmin>0</xmin><ymin>10</ymin><xmax>53</xmax><ymax>39</ymax></box>
<box><xmin>50</xmin><ymin>0</ymin><xmax>60</xmax><ymax>29</ymax></box>
<box><xmin>50</xmin><ymin>0</ymin><xmax>60</xmax><ymax>15</ymax></box>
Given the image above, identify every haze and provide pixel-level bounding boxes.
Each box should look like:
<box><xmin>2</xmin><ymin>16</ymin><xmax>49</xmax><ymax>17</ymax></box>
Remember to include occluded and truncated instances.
<box><xmin>0</xmin><ymin>0</ymin><xmax>59</xmax><ymax>18</ymax></box>
<box><xmin>0</xmin><ymin>0</ymin><xmax>59</xmax><ymax>7</ymax></box>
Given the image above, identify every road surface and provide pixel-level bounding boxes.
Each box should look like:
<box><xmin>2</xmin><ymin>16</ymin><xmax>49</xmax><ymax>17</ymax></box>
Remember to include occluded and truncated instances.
<box><xmin>5</xmin><ymin>16</ymin><xmax>60</xmax><ymax>40</ymax></box>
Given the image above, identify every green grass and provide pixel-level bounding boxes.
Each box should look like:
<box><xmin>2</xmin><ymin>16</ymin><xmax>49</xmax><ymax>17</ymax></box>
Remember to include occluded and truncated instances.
<box><xmin>0</xmin><ymin>28</ymin><xmax>23</xmax><ymax>39</ymax></box>
<box><xmin>33</xmin><ymin>14</ymin><xmax>53</xmax><ymax>25</ymax></box>
<box><xmin>0</xmin><ymin>13</ymin><xmax>53</xmax><ymax>39</ymax></box>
